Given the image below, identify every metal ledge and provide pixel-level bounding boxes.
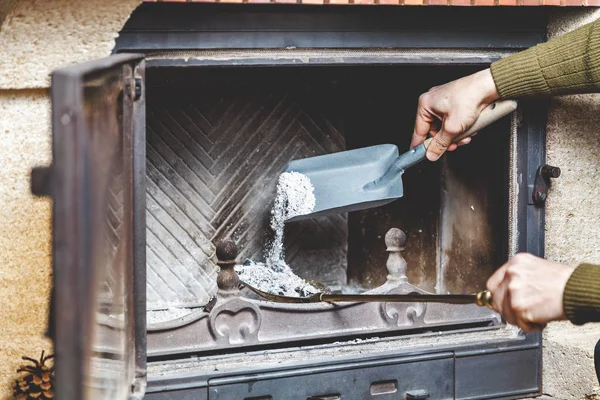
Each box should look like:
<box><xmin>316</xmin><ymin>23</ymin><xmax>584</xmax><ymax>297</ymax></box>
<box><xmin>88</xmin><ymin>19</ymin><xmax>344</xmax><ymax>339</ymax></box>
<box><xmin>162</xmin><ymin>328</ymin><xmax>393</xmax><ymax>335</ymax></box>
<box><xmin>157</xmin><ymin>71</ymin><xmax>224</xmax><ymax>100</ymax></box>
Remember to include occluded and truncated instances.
<box><xmin>143</xmin><ymin>48</ymin><xmax>517</xmax><ymax>68</ymax></box>
<box><xmin>115</xmin><ymin>4</ymin><xmax>548</xmax><ymax>54</ymax></box>
<box><xmin>145</xmin><ymin>324</ymin><xmax>538</xmax><ymax>399</ymax></box>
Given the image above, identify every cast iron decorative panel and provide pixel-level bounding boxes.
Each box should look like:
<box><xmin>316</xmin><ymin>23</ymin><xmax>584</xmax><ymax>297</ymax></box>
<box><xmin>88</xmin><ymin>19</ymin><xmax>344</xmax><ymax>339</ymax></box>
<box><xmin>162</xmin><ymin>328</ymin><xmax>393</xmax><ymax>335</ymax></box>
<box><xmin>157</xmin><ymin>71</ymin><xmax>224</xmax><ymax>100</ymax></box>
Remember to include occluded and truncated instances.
<box><xmin>146</xmin><ymin>89</ymin><xmax>347</xmax><ymax>310</ymax></box>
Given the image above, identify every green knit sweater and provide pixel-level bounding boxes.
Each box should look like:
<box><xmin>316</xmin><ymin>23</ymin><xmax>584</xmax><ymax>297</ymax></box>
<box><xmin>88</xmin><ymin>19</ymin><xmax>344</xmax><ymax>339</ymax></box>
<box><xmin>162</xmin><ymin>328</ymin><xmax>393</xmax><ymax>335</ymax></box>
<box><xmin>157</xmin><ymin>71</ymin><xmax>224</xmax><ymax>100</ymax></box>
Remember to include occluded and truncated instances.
<box><xmin>490</xmin><ymin>18</ymin><xmax>600</xmax><ymax>325</ymax></box>
<box><xmin>491</xmin><ymin>18</ymin><xmax>600</xmax><ymax>98</ymax></box>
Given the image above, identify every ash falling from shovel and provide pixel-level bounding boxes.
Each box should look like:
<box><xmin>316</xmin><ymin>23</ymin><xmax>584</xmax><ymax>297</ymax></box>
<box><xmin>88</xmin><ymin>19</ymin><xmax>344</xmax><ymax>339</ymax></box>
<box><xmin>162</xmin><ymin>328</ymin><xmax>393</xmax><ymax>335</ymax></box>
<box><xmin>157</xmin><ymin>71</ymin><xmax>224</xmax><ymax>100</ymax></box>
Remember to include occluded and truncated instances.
<box><xmin>235</xmin><ymin>171</ymin><xmax>319</xmax><ymax>297</ymax></box>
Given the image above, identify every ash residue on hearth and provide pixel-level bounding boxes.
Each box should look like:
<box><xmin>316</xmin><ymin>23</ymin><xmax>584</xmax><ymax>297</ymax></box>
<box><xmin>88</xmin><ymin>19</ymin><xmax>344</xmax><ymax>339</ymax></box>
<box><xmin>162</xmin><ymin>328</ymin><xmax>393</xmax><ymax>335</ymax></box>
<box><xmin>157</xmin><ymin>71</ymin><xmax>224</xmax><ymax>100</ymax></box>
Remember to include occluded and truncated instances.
<box><xmin>235</xmin><ymin>260</ymin><xmax>318</xmax><ymax>297</ymax></box>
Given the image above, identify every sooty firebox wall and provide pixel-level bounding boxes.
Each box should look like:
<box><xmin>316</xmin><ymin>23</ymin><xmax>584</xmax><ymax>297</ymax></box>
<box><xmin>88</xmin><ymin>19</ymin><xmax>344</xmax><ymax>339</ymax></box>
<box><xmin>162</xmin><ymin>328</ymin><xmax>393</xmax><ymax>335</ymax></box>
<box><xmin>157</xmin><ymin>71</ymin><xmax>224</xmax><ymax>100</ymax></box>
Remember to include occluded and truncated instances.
<box><xmin>144</xmin><ymin>65</ymin><xmax>509</xmax><ymax>311</ymax></box>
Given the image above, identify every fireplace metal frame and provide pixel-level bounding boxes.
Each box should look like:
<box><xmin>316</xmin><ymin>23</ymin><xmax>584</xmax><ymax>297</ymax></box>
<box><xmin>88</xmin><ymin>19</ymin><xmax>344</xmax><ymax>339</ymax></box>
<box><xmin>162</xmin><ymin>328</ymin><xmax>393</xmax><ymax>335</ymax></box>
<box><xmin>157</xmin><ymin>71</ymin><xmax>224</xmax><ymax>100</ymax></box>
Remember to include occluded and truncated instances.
<box><xmin>112</xmin><ymin>4</ymin><xmax>550</xmax><ymax>399</ymax></box>
<box><xmin>32</xmin><ymin>54</ymin><xmax>148</xmax><ymax>400</ymax></box>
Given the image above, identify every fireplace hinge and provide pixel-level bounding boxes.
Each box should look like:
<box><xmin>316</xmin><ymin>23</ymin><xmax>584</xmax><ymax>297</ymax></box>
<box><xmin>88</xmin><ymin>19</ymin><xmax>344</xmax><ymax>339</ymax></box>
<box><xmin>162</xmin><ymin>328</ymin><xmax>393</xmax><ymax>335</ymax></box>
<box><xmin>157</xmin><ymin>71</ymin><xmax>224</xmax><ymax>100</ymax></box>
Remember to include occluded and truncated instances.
<box><xmin>134</xmin><ymin>76</ymin><xmax>143</xmax><ymax>101</ymax></box>
<box><xmin>529</xmin><ymin>164</ymin><xmax>561</xmax><ymax>206</ymax></box>
<box><xmin>126</xmin><ymin>76</ymin><xmax>143</xmax><ymax>101</ymax></box>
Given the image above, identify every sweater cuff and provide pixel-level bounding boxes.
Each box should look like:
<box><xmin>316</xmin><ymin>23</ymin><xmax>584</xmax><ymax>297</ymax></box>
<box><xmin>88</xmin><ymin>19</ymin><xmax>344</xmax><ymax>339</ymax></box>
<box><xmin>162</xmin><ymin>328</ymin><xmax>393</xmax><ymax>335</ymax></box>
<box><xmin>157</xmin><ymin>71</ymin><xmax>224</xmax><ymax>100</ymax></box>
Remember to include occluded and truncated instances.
<box><xmin>563</xmin><ymin>263</ymin><xmax>600</xmax><ymax>325</ymax></box>
<box><xmin>490</xmin><ymin>47</ymin><xmax>550</xmax><ymax>99</ymax></box>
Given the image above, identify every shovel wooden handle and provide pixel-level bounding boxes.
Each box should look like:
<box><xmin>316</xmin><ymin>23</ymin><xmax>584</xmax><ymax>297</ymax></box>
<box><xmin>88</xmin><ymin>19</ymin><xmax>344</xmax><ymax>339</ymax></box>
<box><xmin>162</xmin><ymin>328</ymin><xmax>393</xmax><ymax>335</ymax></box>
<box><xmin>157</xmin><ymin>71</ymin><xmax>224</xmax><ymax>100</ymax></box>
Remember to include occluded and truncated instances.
<box><xmin>423</xmin><ymin>100</ymin><xmax>518</xmax><ymax>149</ymax></box>
<box><xmin>244</xmin><ymin>279</ymin><xmax>495</xmax><ymax>308</ymax></box>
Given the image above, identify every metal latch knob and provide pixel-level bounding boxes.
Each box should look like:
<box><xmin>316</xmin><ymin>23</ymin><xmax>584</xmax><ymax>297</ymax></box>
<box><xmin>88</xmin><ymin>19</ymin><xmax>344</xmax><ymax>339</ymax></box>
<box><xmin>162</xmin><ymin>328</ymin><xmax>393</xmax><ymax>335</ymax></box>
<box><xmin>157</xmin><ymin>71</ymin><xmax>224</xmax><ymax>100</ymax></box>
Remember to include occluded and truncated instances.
<box><xmin>532</xmin><ymin>164</ymin><xmax>561</xmax><ymax>206</ymax></box>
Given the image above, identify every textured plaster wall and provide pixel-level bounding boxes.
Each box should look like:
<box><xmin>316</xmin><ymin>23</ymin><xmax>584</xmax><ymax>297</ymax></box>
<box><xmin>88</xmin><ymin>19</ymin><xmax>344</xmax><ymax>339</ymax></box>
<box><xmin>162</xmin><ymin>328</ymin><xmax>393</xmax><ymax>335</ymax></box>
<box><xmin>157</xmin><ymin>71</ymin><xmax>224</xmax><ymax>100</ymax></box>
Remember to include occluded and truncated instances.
<box><xmin>0</xmin><ymin>0</ymin><xmax>142</xmax><ymax>89</ymax></box>
<box><xmin>543</xmin><ymin>8</ymin><xmax>600</xmax><ymax>400</ymax></box>
<box><xmin>0</xmin><ymin>90</ymin><xmax>52</xmax><ymax>398</ymax></box>
<box><xmin>0</xmin><ymin>0</ymin><xmax>141</xmax><ymax>397</ymax></box>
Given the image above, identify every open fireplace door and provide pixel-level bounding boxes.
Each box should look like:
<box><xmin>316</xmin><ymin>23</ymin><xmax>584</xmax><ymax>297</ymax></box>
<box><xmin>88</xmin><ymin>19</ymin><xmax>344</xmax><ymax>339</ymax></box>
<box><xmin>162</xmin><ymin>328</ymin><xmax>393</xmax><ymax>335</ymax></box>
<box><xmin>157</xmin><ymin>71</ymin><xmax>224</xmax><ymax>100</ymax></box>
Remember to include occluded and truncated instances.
<box><xmin>31</xmin><ymin>54</ymin><xmax>147</xmax><ymax>400</ymax></box>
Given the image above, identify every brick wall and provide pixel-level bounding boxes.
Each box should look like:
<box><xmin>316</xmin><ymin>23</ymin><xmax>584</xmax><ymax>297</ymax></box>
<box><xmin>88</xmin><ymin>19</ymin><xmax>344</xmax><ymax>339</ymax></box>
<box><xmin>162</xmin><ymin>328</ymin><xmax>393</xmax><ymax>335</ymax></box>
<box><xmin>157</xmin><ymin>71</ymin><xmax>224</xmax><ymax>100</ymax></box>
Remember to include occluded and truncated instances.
<box><xmin>144</xmin><ymin>0</ymin><xmax>600</xmax><ymax>6</ymax></box>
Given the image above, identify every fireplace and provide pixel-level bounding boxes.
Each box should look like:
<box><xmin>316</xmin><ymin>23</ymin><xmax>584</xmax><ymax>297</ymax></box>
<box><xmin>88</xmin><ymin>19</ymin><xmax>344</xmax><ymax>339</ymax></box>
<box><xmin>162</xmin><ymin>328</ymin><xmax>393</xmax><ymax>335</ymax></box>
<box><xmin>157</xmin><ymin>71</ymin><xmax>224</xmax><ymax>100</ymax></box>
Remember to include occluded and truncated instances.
<box><xmin>137</xmin><ymin>64</ymin><xmax>510</xmax><ymax>350</ymax></box>
<box><xmin>35</xmin><ymin>3</ymin><xmax>554</xmax><ymax>400</ymax></box>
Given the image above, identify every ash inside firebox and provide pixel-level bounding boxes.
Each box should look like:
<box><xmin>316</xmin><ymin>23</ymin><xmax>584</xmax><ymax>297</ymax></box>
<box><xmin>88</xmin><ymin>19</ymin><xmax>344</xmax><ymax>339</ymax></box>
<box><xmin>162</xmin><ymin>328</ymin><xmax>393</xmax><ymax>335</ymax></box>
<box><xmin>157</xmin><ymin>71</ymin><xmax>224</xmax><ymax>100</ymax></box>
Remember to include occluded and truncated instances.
<box><xmin>236</xmin><ymin>171</ymin><xmax>319</xmax><ymax>297</ymax></box>
<box><xmin>147</xmin><ymin>308</ymin><xmax>191</xmax><ymax>325</ymax></box>
<box><xmin>235</xmin><ymin>260</ymin><xmax>319</xmax><ymax>297</ymax></box>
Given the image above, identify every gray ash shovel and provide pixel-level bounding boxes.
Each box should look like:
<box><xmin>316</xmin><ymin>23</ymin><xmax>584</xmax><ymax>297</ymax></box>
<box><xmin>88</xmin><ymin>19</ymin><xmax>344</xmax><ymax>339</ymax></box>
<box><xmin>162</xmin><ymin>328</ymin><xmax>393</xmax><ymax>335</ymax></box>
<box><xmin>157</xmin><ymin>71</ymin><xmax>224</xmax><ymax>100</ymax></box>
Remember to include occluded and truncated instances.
<box><xmin>284</xmin><ymin>100</ymin><xmax>517</xmax><ymax>222</ymax></box>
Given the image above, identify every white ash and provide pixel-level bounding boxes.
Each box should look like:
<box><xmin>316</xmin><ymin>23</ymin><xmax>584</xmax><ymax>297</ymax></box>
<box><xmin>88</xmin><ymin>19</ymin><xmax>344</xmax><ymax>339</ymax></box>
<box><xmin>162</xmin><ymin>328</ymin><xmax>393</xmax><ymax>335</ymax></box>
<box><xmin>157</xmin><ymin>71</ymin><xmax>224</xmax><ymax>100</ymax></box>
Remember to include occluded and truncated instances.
<box><xmin>266</xmin><ymin>171</ymin><xmax>316</xmax><ymax>266</ymax></box>
<box><xmin>235</xmin><ymin>260</ymin><xmax>318</xmax><ymax>297</ymax></box>
<box><xmin>147</xmin><ymin>308</ymin><xmax>192</xmax><ymax>325</ymax></box>
<box><xmin>338</xmin><ymin>285</ymin><xmax>369</xmax><ymax>294</ymax></box>
<box><xmin>147</xmin><ymin>173</ymin><xmax>316</xmax><ymax>317</ymax></box>
<box><xmin>332</xmin><ymin>337</ymin><xmax>381</xmax><ymax>346</ymax></box>
<box><xmin>234</xmin><ymin>171</ymin><xmax>318</xmax><ymax>297</ymax></box>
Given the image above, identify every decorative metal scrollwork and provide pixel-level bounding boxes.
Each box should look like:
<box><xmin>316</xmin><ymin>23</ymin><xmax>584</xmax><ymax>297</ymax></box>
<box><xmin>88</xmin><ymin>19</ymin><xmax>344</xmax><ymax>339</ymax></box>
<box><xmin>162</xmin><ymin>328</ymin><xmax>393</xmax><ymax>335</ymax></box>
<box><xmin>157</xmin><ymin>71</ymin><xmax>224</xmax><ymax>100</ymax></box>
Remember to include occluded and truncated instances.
<box><xmin>208</xmin><ymin>298</ymin><xmax>262</xmax><ymax>345</ymax></box>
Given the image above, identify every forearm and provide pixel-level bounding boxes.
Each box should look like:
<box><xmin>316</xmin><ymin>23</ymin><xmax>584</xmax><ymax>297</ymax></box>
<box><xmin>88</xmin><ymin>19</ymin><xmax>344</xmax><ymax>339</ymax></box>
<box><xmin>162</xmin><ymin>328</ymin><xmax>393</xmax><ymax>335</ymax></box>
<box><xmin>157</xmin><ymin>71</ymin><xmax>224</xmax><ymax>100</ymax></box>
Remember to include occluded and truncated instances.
<box><xmin>563</xmin><ymin>263</ymin><xmax>600</xmax><ymax>325</ymax></box>
<box><xmin>491</xmin><ymin>18</ymin><xmax>600</xmax><ymax>98</ymax></box>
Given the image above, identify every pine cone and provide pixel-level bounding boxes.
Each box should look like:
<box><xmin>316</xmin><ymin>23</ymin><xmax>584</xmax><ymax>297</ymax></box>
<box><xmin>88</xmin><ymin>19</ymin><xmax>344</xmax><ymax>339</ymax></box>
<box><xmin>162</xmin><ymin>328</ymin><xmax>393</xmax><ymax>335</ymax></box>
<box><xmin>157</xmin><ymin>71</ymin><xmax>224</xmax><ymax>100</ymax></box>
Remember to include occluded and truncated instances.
<box><xmin>13</xmin><ymin>351</ymin><xmax>54</xmax><ymax>400</ymax></box>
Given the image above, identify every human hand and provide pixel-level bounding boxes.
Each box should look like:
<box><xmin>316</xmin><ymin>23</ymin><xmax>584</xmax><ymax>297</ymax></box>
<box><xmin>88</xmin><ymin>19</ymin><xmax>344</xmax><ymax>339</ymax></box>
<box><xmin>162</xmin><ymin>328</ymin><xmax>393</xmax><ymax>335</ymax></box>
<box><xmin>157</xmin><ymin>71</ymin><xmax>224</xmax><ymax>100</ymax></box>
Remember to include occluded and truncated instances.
<box><xmin>486</xmin><ymin>253</ymin><xmax>576</xmax><ymax>332</ymax></box>
<box><xmin>411</xmin><ymin>68</ymin><xmax>500</xmax><ymax>161</ymax></box>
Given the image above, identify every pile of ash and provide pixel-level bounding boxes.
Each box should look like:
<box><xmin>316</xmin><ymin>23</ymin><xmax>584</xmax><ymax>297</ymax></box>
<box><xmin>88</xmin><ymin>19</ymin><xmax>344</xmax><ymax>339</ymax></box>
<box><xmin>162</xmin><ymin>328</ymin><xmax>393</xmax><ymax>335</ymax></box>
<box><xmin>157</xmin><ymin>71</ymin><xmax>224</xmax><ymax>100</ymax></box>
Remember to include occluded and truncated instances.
<box><xmin>235</xmin><ymin>259</ymin><xmax>318</xmax><ymax>297</ymax></box>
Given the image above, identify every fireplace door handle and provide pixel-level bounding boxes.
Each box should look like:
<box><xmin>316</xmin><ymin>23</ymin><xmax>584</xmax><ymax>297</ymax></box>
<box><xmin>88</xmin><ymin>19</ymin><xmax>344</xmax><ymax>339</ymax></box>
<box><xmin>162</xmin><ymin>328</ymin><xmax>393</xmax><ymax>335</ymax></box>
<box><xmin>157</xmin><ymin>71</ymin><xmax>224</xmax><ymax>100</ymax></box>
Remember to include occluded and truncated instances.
<box><xmin>422</xmin><ymin>99</ymin><xmax>518</xmax><ymax>149</ymax></box>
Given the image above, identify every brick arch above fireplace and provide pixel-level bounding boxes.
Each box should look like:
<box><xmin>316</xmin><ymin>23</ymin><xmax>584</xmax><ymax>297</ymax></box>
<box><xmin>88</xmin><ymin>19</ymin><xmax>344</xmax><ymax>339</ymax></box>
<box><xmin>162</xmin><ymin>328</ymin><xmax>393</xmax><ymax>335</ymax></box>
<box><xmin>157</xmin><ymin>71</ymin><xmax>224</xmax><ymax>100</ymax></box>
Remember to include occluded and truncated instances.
<box><xmin>144</xmin><ymin>0</ymin><xmax>599</xmax><ymax>7</ymax></box>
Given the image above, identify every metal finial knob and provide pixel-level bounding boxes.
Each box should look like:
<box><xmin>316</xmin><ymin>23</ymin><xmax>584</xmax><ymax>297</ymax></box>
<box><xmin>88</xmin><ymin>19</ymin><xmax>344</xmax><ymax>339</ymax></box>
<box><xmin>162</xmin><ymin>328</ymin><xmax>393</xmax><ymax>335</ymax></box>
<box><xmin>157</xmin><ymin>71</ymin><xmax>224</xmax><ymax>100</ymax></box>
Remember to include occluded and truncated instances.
<box><xmin>385</xmin><ymin>228</ymin><xmax>407</xmax><ymax>252</ymax></box>
<box><xmin>216</xmin><ymin>238</ymin><xmax>240</xmax><ymax>294</ymax></box>
<box><xmin>216</xmin><ymin>238</ymin><xmax>239</xmax><ymax>262</ymax></box>
<box><xmin>385</xmin><ymin>228</ymin><xmax>407</xmax><ymax>282</ymax></box>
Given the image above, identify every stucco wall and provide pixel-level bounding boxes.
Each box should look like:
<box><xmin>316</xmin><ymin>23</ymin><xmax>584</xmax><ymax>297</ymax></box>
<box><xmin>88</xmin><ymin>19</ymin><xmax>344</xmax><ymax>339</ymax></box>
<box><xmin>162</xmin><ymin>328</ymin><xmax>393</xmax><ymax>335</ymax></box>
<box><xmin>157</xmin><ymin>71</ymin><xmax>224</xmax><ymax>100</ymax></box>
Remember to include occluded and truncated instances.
<box><xmin>0</xmin><ymin>0</ymin><xmax>141</xmax><ymax>397</ymax></box>
<box><xmin>0</xmin><ymin>0</ymin><xmax>142</xmax><ymax>89</ymax></box>
<box><xmin>542</xmin><ymin>8</ymin><xmax>600</xmax><ymax>400</ymax></box>
<box><xmin>0</xmin><ymin>89</ymin><xmax>52</xmax><ymax>398</ymax></box>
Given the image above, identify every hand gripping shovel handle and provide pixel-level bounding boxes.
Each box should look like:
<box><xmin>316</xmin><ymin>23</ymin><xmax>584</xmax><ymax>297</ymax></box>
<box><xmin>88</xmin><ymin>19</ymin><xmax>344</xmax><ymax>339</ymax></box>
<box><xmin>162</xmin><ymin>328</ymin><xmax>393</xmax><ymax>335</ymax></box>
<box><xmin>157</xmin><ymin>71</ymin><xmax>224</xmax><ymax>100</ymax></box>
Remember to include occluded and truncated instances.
<box><xmin>364</xmin><ymin>100</ymin><xmax>517</xmax><ymax>191</ymax></box>
<box><xmin>475</xmin><ymin>290</ymin><xmax>493</xmax><ymax>308</ymax></box>
<box><xmin>423</xmin><ymin>99</ymin><xmax>518</xmax><ymax>150</ymax></box>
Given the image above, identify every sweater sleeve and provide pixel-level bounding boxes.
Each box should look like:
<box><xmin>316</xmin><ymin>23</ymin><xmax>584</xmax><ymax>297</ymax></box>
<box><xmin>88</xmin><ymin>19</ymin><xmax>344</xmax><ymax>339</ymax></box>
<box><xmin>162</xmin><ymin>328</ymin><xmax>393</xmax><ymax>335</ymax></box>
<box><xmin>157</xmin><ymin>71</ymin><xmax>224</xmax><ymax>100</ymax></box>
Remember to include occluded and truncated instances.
<box><xmin>563</xmin><ymin>263</ymin><xmax>600</xmax><ymax>325</ymax></box>
<box><xmin>490</xmin><ymin>18</ymin><xmax>600</xmax><ymax>98</ymax></box>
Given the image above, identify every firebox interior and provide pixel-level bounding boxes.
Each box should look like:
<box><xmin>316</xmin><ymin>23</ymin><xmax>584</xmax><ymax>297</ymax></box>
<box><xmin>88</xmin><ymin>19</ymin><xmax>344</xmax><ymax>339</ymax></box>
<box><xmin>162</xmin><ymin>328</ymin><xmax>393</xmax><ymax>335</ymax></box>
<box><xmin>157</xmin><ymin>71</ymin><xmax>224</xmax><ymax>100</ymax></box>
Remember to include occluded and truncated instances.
<box><xmin>145</xmin><ymin>65</ymin><xmax>509</xmax><ymax>313</ymax></box>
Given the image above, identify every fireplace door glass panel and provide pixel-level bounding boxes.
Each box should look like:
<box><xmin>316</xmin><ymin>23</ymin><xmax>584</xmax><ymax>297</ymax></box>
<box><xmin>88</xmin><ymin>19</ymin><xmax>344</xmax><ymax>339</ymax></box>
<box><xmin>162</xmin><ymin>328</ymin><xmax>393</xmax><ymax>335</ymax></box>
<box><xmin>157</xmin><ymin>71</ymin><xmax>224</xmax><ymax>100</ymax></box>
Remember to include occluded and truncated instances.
<box><xmin>40</xmin><ymin>54</ymin><xmax>146</xmax><ymax>400</ymax></box>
